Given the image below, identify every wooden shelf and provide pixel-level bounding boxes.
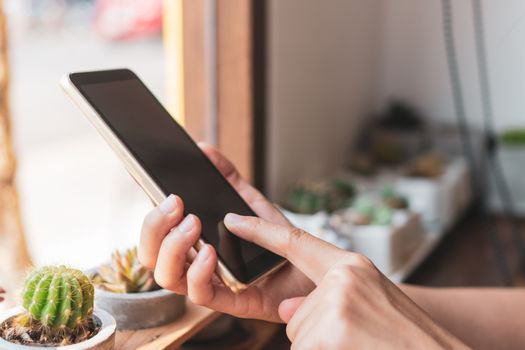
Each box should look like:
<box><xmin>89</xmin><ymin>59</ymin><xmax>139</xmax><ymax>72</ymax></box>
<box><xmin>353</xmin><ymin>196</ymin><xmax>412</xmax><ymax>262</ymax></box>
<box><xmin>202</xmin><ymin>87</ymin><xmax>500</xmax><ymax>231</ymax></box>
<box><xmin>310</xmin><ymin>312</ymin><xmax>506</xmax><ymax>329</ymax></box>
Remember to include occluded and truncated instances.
<box><xmin>116</xmin><ymin>301</ymin><xmax>219</xmax><ymax>350</ymax></box>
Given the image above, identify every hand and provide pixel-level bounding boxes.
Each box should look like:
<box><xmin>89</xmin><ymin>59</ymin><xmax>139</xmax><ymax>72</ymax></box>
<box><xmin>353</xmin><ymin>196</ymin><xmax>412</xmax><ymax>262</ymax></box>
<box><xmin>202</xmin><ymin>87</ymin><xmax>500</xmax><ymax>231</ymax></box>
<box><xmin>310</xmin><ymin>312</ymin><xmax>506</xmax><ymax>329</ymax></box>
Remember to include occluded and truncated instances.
<box><xmin>223</xmin><ymin>214</ymin><xmax>468</xmax><ymax>349</ymax></box>
<box><xmin>138</xmin><ymin>143</ymin><xmax>314</xmax><ymax>322</ymax></box>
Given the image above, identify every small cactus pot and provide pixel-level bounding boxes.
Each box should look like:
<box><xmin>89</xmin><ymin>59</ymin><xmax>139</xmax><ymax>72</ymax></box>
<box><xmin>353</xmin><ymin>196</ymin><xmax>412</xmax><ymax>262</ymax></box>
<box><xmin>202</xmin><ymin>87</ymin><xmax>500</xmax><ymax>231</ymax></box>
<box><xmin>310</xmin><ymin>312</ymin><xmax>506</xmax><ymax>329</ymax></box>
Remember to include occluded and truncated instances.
<box><xmin>0</xmin><ymin>306</ymin><xmax>116</xmax><ymax>350</ymax></box>
<box><xmin>94</xmin><ymin>288</ymin><xmax>185</xmax><ymax>330</ymax></box>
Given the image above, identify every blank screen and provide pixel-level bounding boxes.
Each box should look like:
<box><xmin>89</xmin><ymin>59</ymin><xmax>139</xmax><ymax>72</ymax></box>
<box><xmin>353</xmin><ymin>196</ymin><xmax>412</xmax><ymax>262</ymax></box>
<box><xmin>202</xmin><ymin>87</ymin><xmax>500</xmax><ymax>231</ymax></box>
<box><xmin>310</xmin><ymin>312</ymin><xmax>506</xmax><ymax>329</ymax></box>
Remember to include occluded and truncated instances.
<box><xmin>73</xmin><ymin>71</ymin><xmax>283</xmax><ymax>284</ymax></box>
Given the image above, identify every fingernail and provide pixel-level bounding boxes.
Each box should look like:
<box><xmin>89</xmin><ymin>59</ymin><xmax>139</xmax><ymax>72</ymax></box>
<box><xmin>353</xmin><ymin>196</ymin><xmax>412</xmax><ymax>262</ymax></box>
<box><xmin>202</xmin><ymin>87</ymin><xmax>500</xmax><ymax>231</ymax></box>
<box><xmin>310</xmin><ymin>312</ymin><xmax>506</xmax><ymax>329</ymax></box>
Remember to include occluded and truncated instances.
<box><xmin>224</xmin><ymin>213</ymin><xmax>242</xmax><ymax>225</ymax></box>
<box><xmin>159</xmin><ymin>194</ymin><xmax>177</xmax><ymax>214</ymax></box>
<box><xmin>178</xmin><ymin>215</ymin><xmax>195</xmax><ymax>233</ymax></box>
<box><xmin>197</xmin><ymin>245</ymin><xmax>211</xmax><ymax>262</ymax></box>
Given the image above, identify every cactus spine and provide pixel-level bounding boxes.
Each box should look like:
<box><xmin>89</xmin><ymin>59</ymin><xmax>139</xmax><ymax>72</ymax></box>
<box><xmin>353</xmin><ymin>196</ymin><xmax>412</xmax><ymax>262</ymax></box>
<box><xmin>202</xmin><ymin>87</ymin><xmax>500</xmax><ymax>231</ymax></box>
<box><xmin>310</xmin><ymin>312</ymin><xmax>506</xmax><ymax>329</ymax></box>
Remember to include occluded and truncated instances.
<box><xmin>21</xmin><ymin>266</ymin><xmax>94</xmax><ymax>330</ymax></box>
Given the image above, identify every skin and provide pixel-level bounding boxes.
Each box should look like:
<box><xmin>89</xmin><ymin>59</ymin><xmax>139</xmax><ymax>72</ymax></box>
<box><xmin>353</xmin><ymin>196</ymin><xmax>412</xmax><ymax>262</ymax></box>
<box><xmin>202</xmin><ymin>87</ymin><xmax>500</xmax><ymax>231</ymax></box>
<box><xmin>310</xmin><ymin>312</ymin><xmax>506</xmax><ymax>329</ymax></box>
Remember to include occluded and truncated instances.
<box><xmin>138</xmin><ymin>144</ymin><xmax>522</xmax><ymax>348</ymax></box>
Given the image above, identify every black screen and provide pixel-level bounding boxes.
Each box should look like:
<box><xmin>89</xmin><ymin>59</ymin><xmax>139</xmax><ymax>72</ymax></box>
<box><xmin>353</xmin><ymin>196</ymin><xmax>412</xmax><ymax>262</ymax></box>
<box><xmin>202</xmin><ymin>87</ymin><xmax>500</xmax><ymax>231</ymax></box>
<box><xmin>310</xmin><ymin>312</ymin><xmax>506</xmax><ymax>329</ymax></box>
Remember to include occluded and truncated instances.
<box><xmin>71</xmin><ymin>69</ymin><xmax>283</xmax><ymax>284</ymax></box>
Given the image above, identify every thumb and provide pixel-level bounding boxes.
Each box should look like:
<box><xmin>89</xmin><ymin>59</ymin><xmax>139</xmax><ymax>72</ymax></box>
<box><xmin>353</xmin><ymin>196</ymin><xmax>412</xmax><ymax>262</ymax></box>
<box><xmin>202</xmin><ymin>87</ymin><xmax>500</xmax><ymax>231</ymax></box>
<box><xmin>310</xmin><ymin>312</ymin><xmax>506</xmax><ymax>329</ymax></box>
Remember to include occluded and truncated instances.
<box><xmin>224</xmin><ymin>213</ymin><xmax>347</xmax><ymax>284</ymax></box>
<box><xmin>278</xmin><ymin>297</ymin><xmax>305</xmax><ymax>323</ymax></box>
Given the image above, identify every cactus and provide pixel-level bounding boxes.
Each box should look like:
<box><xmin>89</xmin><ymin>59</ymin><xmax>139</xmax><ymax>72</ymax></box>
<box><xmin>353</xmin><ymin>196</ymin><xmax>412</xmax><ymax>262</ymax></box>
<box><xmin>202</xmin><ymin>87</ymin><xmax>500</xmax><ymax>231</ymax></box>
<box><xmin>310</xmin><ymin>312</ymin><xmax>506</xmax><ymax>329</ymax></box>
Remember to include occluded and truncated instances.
<box><xmin>91</xmin><ymin>246</ymin><xmax>157</xmax><ymax>294</ymax></box>
<box><xmin>20</xmin><ymin>266</ymin><xmax>94</xmax><ymax>330</ymax></box>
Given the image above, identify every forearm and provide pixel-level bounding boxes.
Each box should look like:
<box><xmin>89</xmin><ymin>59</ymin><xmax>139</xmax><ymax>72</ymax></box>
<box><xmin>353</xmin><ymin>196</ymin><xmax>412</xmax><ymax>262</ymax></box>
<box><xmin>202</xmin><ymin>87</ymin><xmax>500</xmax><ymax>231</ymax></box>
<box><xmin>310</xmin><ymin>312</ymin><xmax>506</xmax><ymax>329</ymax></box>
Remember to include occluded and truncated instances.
<box><xmin>401</xmin><ymin>285</ymin><xmax>525</xmax><ymax>350</ymax></box>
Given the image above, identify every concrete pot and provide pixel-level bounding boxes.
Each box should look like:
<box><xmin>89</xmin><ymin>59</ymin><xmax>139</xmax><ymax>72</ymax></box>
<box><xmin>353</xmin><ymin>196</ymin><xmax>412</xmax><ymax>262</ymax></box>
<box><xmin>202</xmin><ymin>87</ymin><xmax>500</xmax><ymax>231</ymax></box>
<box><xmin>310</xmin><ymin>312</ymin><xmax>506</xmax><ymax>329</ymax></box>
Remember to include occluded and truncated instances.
<box><xmin>94</xmin><ymin>288</ymin><xmax>185</xmax><ymax>330</ymax></box>
<box><xmin>0</xmin><ymin>307</ymin><xmax>116</xmax><ymax>350</ymax></box>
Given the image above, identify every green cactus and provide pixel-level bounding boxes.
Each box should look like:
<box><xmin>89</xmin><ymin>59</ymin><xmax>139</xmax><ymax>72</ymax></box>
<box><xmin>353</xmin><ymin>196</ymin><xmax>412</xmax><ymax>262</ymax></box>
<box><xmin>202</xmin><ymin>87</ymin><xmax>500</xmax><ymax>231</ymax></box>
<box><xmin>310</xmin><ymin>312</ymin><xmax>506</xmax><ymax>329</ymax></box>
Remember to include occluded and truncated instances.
<box><xmin>21</xmin><ymin>266</ymin><xmax>94</xmax><ymax>330</ymax></box>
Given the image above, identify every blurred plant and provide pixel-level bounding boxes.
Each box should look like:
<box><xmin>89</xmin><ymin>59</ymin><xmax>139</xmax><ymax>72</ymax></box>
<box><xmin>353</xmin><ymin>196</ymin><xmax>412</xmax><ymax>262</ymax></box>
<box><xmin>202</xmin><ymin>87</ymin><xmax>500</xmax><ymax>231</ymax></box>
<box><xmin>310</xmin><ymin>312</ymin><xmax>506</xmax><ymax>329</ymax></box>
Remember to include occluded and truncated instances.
<box><xmin>408</xmin><ymin>152</ymin><xmax>445</xmax><ymax>178</ymax></box>
<box><xmin>381</xmin><ymin>186</ymin><xmax>409</xmax><ymax>209</ymax></box>
<box><xmin>286</xmin><ymin>178</ymin><xmax>355</xmax><ymax>214</ymax></box>
<box><xmin>1</xmin><ymin>266</ymin><xmax>96</xmax><ymax>346</ymax></box>
<box><xmin>0</xmin><ymin>287</ymin><xmax>5</xmax><ymax>303</ymax></box>
<box><xmin>378</xmin><ymin>101</ymin><xmax>424</xmax><ymax>131</ymax></box>
<box><xmin>91</xmin><ymin>246</ymin><xmax>158</xmax><ymax>293</ymax></box>
<box><xmin>349</xmin><ymin>197</ymin><xmax>375</xmax><ymax>225</ymax></box>
<box><xmin>349</xmin><ymin>153</ymin><xmax>376</xmax><ymax>175</ymax></box>
<box><xmin>371</xmin><ymin>135</ymin><xmax>403</xmax><ymax>165</ymax></box>
<box><xmin>348</xmin><ymin>197</ymin><xmax>393</xmax><ymax>226</ymax></box>
<box><xmin>500</xmin><ymin>129</ymin><xmax>525</xmax><ymax>146</ymax></box>
<box><xmin>372</xmin><ymin>205</ymin><xmax>393</xmax><ymax>225</ymax></box>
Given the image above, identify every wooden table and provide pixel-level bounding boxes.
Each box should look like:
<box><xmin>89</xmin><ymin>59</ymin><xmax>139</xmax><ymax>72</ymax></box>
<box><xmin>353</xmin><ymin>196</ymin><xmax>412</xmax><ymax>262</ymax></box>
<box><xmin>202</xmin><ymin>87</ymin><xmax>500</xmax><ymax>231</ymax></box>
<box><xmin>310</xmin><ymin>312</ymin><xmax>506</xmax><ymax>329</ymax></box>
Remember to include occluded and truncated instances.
<box><xmin>116</xmin><ymin>301</ymin><xmax>219</xmax><ymax>350</ymax></box>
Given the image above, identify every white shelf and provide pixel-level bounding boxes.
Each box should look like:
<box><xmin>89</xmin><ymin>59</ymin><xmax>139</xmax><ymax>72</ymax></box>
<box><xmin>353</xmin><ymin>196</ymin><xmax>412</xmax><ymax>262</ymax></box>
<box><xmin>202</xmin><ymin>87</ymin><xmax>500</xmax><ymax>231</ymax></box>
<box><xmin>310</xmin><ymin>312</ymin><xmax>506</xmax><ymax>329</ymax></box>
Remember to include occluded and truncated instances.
<box><xmin>386</xmin><ymin>228</ymin><xmax>446</xmax><ymax>283</ymax></box>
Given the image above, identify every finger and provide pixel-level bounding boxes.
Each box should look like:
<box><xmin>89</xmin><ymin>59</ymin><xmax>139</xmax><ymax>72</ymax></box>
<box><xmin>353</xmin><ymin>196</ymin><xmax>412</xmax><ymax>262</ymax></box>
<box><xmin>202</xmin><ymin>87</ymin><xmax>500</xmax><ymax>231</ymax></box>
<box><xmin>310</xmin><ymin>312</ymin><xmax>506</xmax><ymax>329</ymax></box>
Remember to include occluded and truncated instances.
<box><xmin>198</xmin><ymin>143</ymin><xmax>290</xmax><ymax>226</ymax></box>
<box><xmin>186</xmin><ymin>244</ymin><xmax>218</xmax><ymax>305</ymax></box>
<box><xmin>153</xmin><ymin>214</ymin><xmax>201</xmax><ymax>292</ymax></box>
<box><xmin>278</xmin><ymin>297</ymin><xmax>305</xmax><ymax>323</ymax></box>
<box><xmin>286</xmin><ymin>287</ymin><xmax>325</xmax><ymax>342</ymax></box>
<box><xmin>198</xmin><ymin>142</ymin><xmax>240</xmax><ymax>183</ymax></box>
<box><xmin>164</xmin><ymin>249</ymin><xmax>199</xmax><ymax>295</ymax></box>
<box><xmin>139</xmin><ymin>194</ymin><xmax>184</xmax><ymax>269</ymax></box>
<box><xmin>224</xmin><ymin>214</ymin><xmax>346</xmax><ymax>283</ymax></box>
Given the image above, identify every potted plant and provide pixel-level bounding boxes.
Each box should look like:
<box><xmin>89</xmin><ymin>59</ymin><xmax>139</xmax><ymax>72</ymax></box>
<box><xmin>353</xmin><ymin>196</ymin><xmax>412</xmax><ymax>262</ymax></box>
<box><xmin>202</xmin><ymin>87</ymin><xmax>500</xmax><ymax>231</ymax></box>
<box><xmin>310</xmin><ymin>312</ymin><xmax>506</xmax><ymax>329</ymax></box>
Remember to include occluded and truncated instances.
<box><xmin>381</xmin><ymin>187</ymin><xmax>409</xmax><ymax>210</ymax></box>
<box><xmin>0</xmin><ymin>266</ymin><xmax>116</xmax><ymax>349</ymax></box>
<box><xmin>89</xmin><ymin>247</ymin><xmax>185</xmax><ymax>330</ymax></box>
<box><xmin>396</xmin><ymin>153</ymin><xmax>471</xmax><ymax>230</ymax></box>
<box><xmin>329</xmin><ymin>196</ymin><xmax>423</xmax><ymax>274</ymax></box>
<box><xmin>282</xmin><ymin>179</ymin><xmax>355</xmax><ymax>249</ymax></box>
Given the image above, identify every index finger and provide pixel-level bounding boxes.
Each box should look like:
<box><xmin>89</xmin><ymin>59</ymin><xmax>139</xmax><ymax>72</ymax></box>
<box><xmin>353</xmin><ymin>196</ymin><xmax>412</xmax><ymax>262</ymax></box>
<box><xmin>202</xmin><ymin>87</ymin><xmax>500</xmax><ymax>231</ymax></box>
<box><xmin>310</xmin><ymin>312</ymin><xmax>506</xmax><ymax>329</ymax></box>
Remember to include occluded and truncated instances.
<box><xmin>223</xmin><ymin>213</ymin><xmax>348</xmax><ymax>284</ymax></box>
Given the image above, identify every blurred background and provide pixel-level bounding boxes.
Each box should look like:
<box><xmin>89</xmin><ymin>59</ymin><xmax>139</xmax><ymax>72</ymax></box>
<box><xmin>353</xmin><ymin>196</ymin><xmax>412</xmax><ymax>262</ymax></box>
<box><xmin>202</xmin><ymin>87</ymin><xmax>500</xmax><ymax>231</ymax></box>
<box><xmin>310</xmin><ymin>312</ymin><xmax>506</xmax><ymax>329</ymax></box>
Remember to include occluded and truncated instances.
<box><xmin>6</xmin><ymin>0</ymin><xmax>163</xmax><ymax>271</ymax></box>
<box><xmin>2</xmin><ymin>0</ymin><xmax>525</xmax><ymax>347</ymax></box>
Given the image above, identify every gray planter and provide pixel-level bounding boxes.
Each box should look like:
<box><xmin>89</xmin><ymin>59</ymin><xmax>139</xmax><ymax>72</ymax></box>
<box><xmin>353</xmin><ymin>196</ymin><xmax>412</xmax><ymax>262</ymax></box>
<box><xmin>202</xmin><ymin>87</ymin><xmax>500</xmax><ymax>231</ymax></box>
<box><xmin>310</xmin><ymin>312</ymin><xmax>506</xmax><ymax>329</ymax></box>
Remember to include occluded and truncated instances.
<box><xmin>0</xmin><ymin>307</ymin><xmax>116</xmax><ymax>350</ymax></box>
<box><xmin>94</xmin><ymin>288</ymin><xmax>185</xmax><ymax>330</ymax></box>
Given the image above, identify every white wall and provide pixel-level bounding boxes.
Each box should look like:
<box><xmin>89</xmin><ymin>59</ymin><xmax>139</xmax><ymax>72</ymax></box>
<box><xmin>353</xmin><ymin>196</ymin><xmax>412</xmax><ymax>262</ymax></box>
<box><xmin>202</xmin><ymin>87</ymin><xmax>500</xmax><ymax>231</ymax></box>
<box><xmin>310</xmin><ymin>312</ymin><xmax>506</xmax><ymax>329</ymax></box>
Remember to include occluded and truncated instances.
<box><xmin>377</xmin><ymin>0</ymin><xmax>525</xmax><ymax>130</ymax></box>
<box><xmin>266</xmin><ymin>0</ymin><xmax>383</xmax><ymax>201</ymax></box>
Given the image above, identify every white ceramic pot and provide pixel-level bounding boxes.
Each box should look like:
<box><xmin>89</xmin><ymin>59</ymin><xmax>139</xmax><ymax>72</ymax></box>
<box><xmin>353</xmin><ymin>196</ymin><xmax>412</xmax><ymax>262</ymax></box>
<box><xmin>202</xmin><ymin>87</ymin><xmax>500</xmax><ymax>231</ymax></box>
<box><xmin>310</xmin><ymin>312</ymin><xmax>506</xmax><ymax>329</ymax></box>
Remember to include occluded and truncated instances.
<box><xmin>331</xmin><ymin>210</ymin><xmax>424</xmax><ymax>274</ymax></box>
<box><xmin>0</xmin><ymin>307</ymin><xmax>116</xmax><ymax>350</ymax></box>
<box><xmin>94</xmin><ymin>288</ymin><xmax>185</xmax><ymax>330</ymax></box>
<box><xmin>395</xmin><ymin>158</ymin><xmax>470</xmax><ymax>231</ymax></box>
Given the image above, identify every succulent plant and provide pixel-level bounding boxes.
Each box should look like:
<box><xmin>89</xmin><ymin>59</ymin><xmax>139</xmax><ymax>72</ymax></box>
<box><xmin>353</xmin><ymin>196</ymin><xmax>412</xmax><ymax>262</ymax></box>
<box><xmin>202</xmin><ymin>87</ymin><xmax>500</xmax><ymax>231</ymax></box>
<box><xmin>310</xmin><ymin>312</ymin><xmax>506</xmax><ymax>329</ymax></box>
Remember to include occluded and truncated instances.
<box><xmin>348</xmin><ymin>197</ymin><xmax>375</xmax><ymax>225</ymax></box>
<box><xmin>20</xmin><ymin>266</ymin><xmax>94</xmax><ymax>330</ymax></box>
<box><xmin>372</xmin><ymin>205</ymin><xmax>393</xmax><ymax>225</ymax></box>
<box><xmin>381</xmin><ymin>186</ymin><xmax>409</xmax><ymax>209</ymax></box>
<box><xmin>409</xmin><ymin>153</ymin><xmax>445</xmax><ymax>178</ymax></box>
<box><xmin>286</xmin><ymin>179</ymin><xmax>355</xmax><ymax>214</ymax></box>
<box><xmin>348</xmin><ymin>197</ymin><xmax>393</xmax><ymax>226</ymax></box>
<box><xmin>91</xmin><ymin>246</ymin><xmax>158</xmax><ymax>294</ymax></box>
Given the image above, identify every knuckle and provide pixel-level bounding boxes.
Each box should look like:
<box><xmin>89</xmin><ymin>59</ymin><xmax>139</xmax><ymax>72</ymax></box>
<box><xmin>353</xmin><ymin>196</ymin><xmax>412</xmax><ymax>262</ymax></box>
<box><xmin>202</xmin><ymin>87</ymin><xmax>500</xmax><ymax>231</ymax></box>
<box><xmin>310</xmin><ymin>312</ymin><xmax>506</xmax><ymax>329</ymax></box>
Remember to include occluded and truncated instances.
<box><xmin>352</xmin><ymin>253</ymin><xmax>375</xmax><ymax>269</ymax></box>
<box><xmin>286</xmin><ymin>227</ymin><xmax>307</xmax><ymax>252</ymax></box>
<box><xmin>327</xmin><ymin>265</ymin><xmax>356</xmax><ymax>287</ymax></box>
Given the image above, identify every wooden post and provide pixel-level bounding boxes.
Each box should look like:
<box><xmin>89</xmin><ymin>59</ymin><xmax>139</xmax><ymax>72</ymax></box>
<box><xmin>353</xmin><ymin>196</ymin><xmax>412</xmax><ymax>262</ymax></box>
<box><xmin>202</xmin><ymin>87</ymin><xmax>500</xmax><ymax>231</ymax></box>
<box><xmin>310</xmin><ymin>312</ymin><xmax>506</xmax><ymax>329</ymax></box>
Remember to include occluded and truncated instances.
<box><xmin>164</xmin><ymin>0</ymin><xmax>256</xmax><ymax>182</ymax></box>
<box><xmin>0</xmin><ymin>0</ymin><xmax>32</xmax><ymax>294</ymax></box>
<box><xmin>216</xmin><ymin>0</ymin><xmax>254</xmax><ymax>182</ymax></box>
